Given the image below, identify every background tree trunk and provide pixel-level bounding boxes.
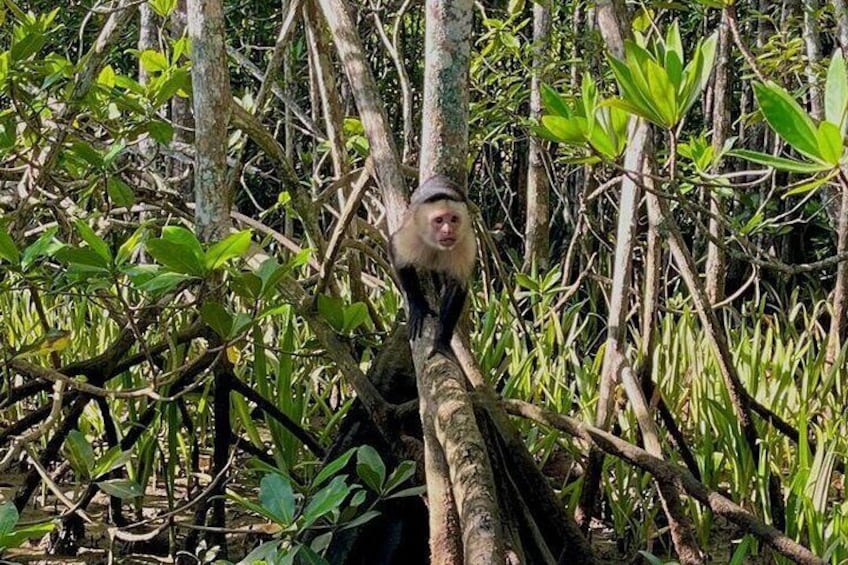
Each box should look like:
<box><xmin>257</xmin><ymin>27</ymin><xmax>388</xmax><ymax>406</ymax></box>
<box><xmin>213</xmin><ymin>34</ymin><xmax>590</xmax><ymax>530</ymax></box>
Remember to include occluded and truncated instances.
<box><xmin>523</xmin><ymin>2</ymin><xmax>551</xmax><ymax>272</ymax></box>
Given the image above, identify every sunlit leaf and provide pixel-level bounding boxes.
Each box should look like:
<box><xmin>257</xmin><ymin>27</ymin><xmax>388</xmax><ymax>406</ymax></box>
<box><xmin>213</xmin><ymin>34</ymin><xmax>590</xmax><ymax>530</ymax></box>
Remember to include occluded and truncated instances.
<box><xmin>728</xmin><ymin>149</ymin><xmax>831</xmax><ymax>173</ymax></box>
<box><xmin>817</xmin><ymin>121</ymin><xmax>843</xmax><ymax>165</ymax></box>
<box><xmin>754</xmin><ymin>82</ymin><xmax>822</xmax><ymax>160</ymax></box>
<box><xmin>826</xmin><ymin>51</ymin><xmax>848</xmax><ymax>130</ymax></box>
<box><xmin>205</xmin><ymin>230</ymin><xmax>252</xmax><ymax>270</ymax></box>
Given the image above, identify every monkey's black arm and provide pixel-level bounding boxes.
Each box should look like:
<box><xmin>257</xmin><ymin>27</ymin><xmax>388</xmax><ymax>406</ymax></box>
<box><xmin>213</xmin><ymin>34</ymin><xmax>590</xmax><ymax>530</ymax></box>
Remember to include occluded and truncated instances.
<box><xmin>397</xmin><ymin>265</ymin><xmax>435</xmax><ymax>339</ymax></box>
<box><xmin>433</xmin><ymin>279</ymin><xmax>467</xmax><ymax>356</ymax></box>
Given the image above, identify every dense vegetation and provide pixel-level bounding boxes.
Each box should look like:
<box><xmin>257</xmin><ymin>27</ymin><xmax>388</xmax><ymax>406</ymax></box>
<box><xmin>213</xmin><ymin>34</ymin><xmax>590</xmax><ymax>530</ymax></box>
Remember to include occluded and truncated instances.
<box><xmin>0</xmin><ymin>0</ymin><xmax>847</xmax><ymax>563</ymax></box>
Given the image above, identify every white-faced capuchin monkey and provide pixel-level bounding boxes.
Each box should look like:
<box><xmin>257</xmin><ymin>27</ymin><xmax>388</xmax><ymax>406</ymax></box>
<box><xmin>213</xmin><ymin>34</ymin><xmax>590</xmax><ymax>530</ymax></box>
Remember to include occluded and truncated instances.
<box><xmin>389</xmin><ymin>175</ymin><xmax>477</xmax><ymax>357</ymax></box>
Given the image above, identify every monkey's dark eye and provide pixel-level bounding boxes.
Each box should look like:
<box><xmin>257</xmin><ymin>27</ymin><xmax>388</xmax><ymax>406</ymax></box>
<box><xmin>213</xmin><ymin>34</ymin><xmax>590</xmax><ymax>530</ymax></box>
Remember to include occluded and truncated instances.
<box><xmin>450</xmin><ymin>215</ymin><xmax>459</xmax><ymax>223</ymax></box>
<box><xmin>434</xmin><ymin>217</ymin><xmax>444</xmax><ymax>224</ymax></box>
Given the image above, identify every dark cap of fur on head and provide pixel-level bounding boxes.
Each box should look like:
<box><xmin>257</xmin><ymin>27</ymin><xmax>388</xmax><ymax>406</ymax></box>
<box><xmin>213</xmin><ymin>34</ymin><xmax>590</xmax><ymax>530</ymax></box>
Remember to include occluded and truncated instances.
<box><xmin>410</xmin><ymin>175</ymin><xmax>466</xmax><ymax>205</ymax></box>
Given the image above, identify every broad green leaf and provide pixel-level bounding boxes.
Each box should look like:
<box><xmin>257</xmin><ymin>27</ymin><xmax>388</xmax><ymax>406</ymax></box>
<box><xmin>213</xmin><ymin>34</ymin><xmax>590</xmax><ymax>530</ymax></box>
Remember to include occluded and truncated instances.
<box><xmin>65</xmin><ymin>430</ymin><xmax>95</xmax><ymax>479</ymax></box>
<box><xmin>147</xmin><ymin>119</ymin><xmax>174</xmax><ymax>144</ymax></box>
<box><xmin>146</xmin><ymin>239</ymin><xmax>206</xmax><ymax>276</ymax></box>
<box><xmin>149</xmin><ymin>0</ymin><xmax>177</xmax><ymax>17</ymax></box>
<box><xmin>317</xmin><ymin>295</ymin><xmax>345</xmax><ymax>332</ymax></box>
<box><xmin>645</xmin><ymin>58</ymin><xmax>677</xmax><ymax>126</ymax></box>
<box><xmin>21</xmin><ymin>227</ymin><xmax>60</xmax><ymax>270</ymax></box>
<box><xmin>73</xmin><ymin>220</ymin><xmax>111</xmax><ymax>263</ymax></box>
<box><xmin>754</xmin><ymin>82</ymin><xmax>822</xmax><ymax>159</ymax></box>
<box><xmin>302</xmin><ymin>476</ymin><xmax>352</xmax><ymax>528</ymax></box>
<box><xmin>205</xmin><ymin>230</ymin><xmax>252</xmax><ymax>270</ymax></box>
<box><xmin>825</xmin><ymin>51</ymin><xmax>848</xmax><ymax>129</ymax></box>
<box><xmin>139</xmin><ymin>49</ymin><xmax>168</xmax><ymax>74</ymax></box>
<box><xmin>161</xmin><ymin>225</ymin><xmax>204</xmax><ymax>255</ymax></box>
<box><xmin>97</xmin><ymin>65</ymin><xmax>115</xmax><ymax>87</ymax></box>
<box><xmin>581</xmin><ymin>74</ymin><xmax>598</xmax><ymax>132</ymax></box>
<box><xmin>343</xmin><ymin>303</ymin><xmax>369</xmax><ymax>333</ymax></box>
<box><xmin>0</xmin><ymin>520</ymin><xmax>53</xmax><ymax>551</ymax></box>
<box><xmin>54</xmin><ymin>246</ymin><xmax>110</xmax><ymax>273</ymax></box>
<box><xmin>356</xmin><ymin>446</ymin><xmax>386</xmax><ymax>492</ymax></box>
<box><xmin>107</xmin><ymin>178</ymin><xmax>136</xmax><ymax>208</ymax></box>
<box><xmin>0</xmin><ymin>225</ymin><xmax>20</xmax><ymax>265</ymax></box>
<box><xmin>237</xmin><ymin>540</ymin><xmax>285</xmax><ymax>565</ymax></box>
<box><xmin>540</xmin><ymin>84</ymin><xmax>571</xmax><ymax>118</ymax></box>
<box><xmin>0</xmin><ymin>503</ymin><xmax>18</xmax><ymax>536</ymax></box>
<box><xmin>665</xmin><ymin>21</ymin><xmax>684</xmax><ymax>67</ymax></box>
<box><xmin>201</xmin><ymin>302</ymin><xmax>233</xmax><ymax>338</ymax></box>
<box><xmin>609</xmin><ymin>53</ymin><xmax>664</xmax><ymax>126</ymax></box>
<box><xmin>586</xmin><ymin>126</ymin><xmax>618</xmax><ymax>159</ymax></box>
<box><xmin>116</xmin><ymin>225</ymin><xmax>147</xmax><ymax>265</ymax></box>
<box><xmin>383</xmin><ymin>460</ymin><xmax>416</xmax><ymax>494</ymax></box>
<box><xmin>540</xmin><ymin>115</ymin><xmax>584</xmax><ymax>144</ymax></box>
<box><xmin>138</xmin><ymin>271</ymin><xmax>194</xmax><ymax>294</ymax></box>
<box><xmin>817</xmin><ymin>121</ymin><xmax>843</xmax><ymax>165</ymax></box>
<box><xmin>313</xmin><ymin>449</ymin><xmax>357</xmax><ymax>488</ymax></box>
<box><xmin>97</xmin><ymin>479</ymin><xmax>143</xmax><ymax>499</ymax></box>
<box><xmin>259</xmin><ymin>474</ymin><xmax>296</xmax><ymax>525</ymax></box>
<box><xmin>92</xmin><ymin>447</ymin><xmax>133</xmax><ymax>478</ymax></box>
<box><xmin>728</xmin><ymin>149</ymin><xmax>832</xmax><ymax>173</ymax></box>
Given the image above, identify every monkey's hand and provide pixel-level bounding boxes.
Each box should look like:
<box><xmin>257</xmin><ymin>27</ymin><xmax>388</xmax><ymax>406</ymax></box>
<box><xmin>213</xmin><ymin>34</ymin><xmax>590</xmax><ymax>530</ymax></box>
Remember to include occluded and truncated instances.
<box><xmin>408</xmin><ymin>302</ymin><xmax>436</xmax><ymax>339</ymax></box>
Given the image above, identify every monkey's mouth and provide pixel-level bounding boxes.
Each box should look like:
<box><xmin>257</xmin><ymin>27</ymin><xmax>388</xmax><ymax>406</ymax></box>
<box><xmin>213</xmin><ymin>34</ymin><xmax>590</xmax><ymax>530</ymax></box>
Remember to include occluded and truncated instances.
<box><xmin>439</xmin><ymin>237</ymin><xmax>456</xmax><ymax>247</ymax></box>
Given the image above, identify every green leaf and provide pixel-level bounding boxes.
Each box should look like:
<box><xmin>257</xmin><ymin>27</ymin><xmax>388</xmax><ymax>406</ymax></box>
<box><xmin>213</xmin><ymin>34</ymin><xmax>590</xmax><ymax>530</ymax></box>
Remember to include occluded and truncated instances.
<box><xmin>205</xmin><ymin>230</ymin><xmax>252</xmax><ymax>270</ymax></box>
<box><xmin>107</xmin><ymin>178</ymin><xmax>136</xmax><ymax>208</ymax></box>
<box><xmin>73</xmin><ymin>220</ymin><xmax>112</xmax><ymax>263</ymax></box>
<box><xmin>313</xmin><ymin>448</ymin><xmax>356</xmax><ymax>488</ymax></box>
<box><xmin>21</xmin><ymin>227</ymin><xmax>61</xmax><ymax>270</ymax></box>
<box><xmin>54</xmin><ymin>246</ymin><xmax>110</xmax><ymax>273</ymax></box>
<box><xmin>92</xmin><ymin>447</ymin><xmax>132</xmax><ymax>478</ymax></box>
<box><xmin>540</xmin><ymin>84</ymin><xmax>571</xmax><ymax>118</ymax></box>
<box><xmin>65</xmin><ymin>430</ymin><xmax>94</xmax><ymax>479</ymax></box>
<box><xmin>116</xmin><ymin>225</ymin><xmax>147</xmax><ymax>265</ymax></box>
<box><xmin>146</xmin><ymin>234</ymin><xmax>206</xmax><ymax>276</ymax></box>
<box><xmin>728</xmin><ymin>149</ymin><xmax>832</xmax><ymax>173</ymax></box>
<box><xmin>754</xmin><ymin>82</ymin><xmax>822</xmax><ymax>159</ymax></box>
<box><xmin>149</xmin><ymin>0</ymin><xmax>178</xmax><ymax>17</ymax></box>
<box><xmin>259</xmin><ymin>473</ymin><xmax>296</xmax><ymax>525</ymax></box>
<box><xmin>302</xmin><ymin>476</ymin><xmax>352</xmax><ymax>528</ymax></box>
<box><xmin>784</xmin><ymin>170</ymin><xmax>839</xmax><ymax>196</ymax></box>
<box><xmin>343</xmin><ymin>303</ymin><xmax>369</xmax><ymax>333</ymax></box>
<box><xmin>356</xmin><ymin>446</ymin><xmax>386</xmax><ymax>492</ymax></box>
<box><xmin>383</xmin><ymin>460</ymin><xmax>416</xmax><ymax>494</ymax></box>
<box><xmin>139</xmin><ymin>49</ymin><xmax>169</xmax><ymax>74</ymax></box>
<box><xmin>826</xmin><ymin>51</ymin><xmax>848</xmax><ymax>129</ymax></box>
<box><xmin>317</xmin><ymin>295</ymin><xmax>345</xmax><ymax>332</ymax></box>
<box><xmin>0</xmin><ymin>503</ymin><xmax>18</xmax><ymax>537</ymax></box>
<box><xmin>147</xmin><ymin>119</ymin><xmax>174</xmax><ymax>144</ymax></box>
<box><xmin>645</xmin><ymin>58</ymin><xmax>677</xmax><ymax>126</ymax></box>
<box><xmin>608</xmin><ymin>54</ymin><xmax>664</xmax><ymax>126</ymax></box>
<box><xmin>0</xmin><ymin>225</ymin><xmax>20</xmax><ymax>265</ymax></box>
<box><xmin>817</xmin><ymin>121</ymin><xmax>843</xmax><ymax>165</ymax></box>
<box><xmin>138</xmin><ymin>272</ymin><xmax>194</xmax><ymax>294</ymax></box>
<box><xmin>201</xmin><ymin>302</ymin><xmax>233</xmax><ymax>338</ymax></box>
<box><xmin>0</xmin><ymin>521</ymin><xmax>53</xmax><ymax>551</ymax></box>
<box><xmin>540</xmin><ymin>115</ymin><xmax>584</xmax><ymax>144</ymax></box>
<box><xmin>96</xmin><ymin>479</ymin><xmax>143</xmax><ymax>499</ymax></box>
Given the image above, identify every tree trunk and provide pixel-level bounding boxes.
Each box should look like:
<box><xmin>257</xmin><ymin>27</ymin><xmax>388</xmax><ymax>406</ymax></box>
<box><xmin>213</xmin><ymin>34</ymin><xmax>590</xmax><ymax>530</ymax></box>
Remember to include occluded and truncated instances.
<box><xmin>523</xmin><ymin>2</ymin><xmax>551</xmax><ymax>271</ymax></box>
<box><xmin>187</xmin><ymin>0</ymin><xmax>232</xmax><ymax>242</ymax></box>
<box><xmin>706</xmin><ymin>8</ymin><xmax>731</xmax><ymax>303</ymax></box>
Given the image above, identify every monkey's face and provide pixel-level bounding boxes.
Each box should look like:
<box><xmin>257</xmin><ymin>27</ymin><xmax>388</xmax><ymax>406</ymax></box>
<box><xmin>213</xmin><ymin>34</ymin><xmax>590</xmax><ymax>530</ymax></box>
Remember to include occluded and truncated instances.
<box><xmin>428</xmin><ymin>207</ymin><xmax>462</xmax><ymax>249</ymax></box>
